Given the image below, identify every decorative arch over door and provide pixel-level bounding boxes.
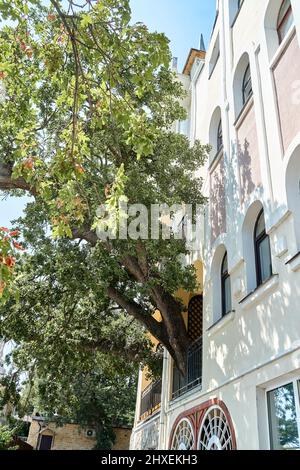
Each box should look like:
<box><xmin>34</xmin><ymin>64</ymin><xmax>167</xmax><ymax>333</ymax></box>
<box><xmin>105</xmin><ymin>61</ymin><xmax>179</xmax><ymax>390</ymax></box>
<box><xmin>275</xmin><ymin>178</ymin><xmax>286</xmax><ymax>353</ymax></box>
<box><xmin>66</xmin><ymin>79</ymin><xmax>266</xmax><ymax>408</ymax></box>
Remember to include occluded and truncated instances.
<box><xmin>170</xmin><ymin>417</ymin><xmax>195</xmax><ymax>450</ymax></box>
<box><xmin>169</xmin><ymin>399</ymin><xmax>237</xmax><ymax>450</ymax></box>
<box><xmin>197</xmin><ymin>404</ymin><xmax>234</xmax><ymax>450</ymax></box>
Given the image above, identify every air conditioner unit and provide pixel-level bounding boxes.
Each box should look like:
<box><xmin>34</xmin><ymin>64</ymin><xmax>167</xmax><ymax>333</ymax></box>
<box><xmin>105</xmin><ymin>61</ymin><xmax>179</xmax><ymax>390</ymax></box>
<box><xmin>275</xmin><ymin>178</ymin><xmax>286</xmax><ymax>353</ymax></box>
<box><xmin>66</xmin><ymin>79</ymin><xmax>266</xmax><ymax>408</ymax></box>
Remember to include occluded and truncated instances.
<box><xmin>86</xmin><ymin>429</ymin><xmax>96</xmax><ymax>438</ymax></box>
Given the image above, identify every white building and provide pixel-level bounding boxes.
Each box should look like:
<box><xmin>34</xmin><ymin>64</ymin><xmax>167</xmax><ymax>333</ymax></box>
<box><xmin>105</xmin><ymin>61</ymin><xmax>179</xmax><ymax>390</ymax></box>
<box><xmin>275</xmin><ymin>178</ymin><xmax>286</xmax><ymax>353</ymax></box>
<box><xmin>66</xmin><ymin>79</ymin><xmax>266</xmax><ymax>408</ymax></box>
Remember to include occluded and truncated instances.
<box><xmin>131</xmin><ymin>0</ymin><xmax>300</xmax><ymax>451</ymax></box>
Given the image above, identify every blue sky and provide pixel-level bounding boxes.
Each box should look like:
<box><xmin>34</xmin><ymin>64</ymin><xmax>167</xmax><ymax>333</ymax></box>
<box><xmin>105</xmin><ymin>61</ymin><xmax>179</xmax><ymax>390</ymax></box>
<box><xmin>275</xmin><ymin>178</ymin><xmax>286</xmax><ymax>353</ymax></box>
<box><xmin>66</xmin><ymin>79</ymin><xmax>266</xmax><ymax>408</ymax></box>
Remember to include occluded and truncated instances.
<box><xmin>130</xmin><ymin>0</ymin><xmax>216</xmax><ymax>70</ymax></box>
<box><xmin>0</xmin><ymin>0</ymin><xmax>216</xmax><ymax>228</ymax></box>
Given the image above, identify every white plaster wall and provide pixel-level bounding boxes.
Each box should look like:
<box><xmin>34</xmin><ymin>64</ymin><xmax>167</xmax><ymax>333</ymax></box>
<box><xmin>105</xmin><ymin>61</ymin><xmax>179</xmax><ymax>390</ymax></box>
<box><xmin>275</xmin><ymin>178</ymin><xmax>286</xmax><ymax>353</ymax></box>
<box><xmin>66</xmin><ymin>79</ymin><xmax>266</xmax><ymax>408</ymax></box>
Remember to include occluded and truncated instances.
<box><xmin>132</xmin><ymin>0</ymin><xmax>300</xmax><ymax>450</ymax></box>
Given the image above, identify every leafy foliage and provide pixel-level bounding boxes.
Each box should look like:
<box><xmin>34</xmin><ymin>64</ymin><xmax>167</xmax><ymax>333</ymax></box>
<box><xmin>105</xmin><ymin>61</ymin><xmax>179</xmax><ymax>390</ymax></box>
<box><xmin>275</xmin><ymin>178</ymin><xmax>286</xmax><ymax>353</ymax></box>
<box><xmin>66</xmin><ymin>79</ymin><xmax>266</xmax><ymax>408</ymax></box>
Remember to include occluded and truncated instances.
<box><xmin>27</xmin><ymin>370</ymin><xmax>138</xmax><ymax>450</ymax></box>
<box><xmin>0</xmin><ymin>227</ymin><xmax>23</xmax><ymax>302</ymax></box>
<box><xmin>0</xmin><ymin>424</ymin><xmax>17</xmax><ymax>450</ymax></box>
<box><xmin>0</xmin><ymin>0</ymin><xmax>208</xmax><ymax>384</ymax></box>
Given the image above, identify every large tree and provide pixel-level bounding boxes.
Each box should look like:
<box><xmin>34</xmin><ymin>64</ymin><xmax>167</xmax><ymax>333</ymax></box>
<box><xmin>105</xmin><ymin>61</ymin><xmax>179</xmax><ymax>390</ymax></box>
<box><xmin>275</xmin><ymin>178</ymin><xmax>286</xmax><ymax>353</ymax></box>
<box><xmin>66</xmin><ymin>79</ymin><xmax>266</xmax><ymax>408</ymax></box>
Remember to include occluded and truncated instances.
<box><xmin>19</xmin><ymin>364</ymin><xmax>139</xmax><ymax>450</ymax></box>
<box><xmin>0</xmin><ymin>0</ymin><xmax>208</xmax><ymax>375</ymax></box>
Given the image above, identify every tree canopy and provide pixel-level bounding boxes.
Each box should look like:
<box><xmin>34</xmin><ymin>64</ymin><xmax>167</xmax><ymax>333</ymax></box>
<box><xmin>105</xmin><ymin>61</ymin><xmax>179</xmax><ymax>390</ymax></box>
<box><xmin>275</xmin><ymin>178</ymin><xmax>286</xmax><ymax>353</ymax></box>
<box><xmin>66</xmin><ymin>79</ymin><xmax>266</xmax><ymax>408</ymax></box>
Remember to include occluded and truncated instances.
<box><xmin>0</xmin><ymin>0</ymin><xmax>208</xmax><ymax>384</ymax></box>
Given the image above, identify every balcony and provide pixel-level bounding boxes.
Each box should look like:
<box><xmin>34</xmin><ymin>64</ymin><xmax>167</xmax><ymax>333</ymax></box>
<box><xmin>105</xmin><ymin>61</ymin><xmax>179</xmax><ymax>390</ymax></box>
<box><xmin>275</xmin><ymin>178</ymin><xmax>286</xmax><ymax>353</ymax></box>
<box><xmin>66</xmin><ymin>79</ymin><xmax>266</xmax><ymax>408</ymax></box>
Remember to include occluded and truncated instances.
<box><xmin>172</xmin><ymin>337</ymin><xmax>202</xmax><ymax>400</ymax></box>
<box><xmin>139</xmin><ymin>379</ymin><xmax>162</xmax><ymax>421</ymax></box>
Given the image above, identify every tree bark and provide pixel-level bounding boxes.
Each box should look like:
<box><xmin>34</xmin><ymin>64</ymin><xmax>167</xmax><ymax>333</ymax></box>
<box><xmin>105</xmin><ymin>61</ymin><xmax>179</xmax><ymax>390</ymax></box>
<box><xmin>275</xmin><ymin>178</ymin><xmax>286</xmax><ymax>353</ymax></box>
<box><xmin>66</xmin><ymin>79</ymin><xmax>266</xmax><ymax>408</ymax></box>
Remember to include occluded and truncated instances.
<box><xmin>0</xmin><ymin>163</ymin><xmax>36</xmax><ymax>195</ymax></box>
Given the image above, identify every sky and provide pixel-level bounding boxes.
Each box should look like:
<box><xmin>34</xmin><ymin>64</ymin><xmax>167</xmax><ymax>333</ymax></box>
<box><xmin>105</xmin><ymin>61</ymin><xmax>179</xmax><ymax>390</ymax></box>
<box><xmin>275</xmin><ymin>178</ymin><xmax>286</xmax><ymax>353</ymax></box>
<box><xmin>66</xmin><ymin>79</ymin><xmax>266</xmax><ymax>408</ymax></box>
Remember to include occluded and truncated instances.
<box><xmin>0</xmin><ymin>0</ymin><xmax>216</xmax><ymax>228</ymax></box>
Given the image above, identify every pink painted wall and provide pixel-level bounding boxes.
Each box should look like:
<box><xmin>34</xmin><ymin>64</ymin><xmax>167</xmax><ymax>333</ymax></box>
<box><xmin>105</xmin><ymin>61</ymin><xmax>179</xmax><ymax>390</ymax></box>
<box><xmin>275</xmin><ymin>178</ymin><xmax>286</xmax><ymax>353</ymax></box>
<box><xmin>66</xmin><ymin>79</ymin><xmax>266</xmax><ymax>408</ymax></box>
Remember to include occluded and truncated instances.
<box><xmin>273</xmin><ymin>33</ymin><xmax>300</xmax><ymax>154</ymax></box>
<box><xmin>237</xmin><ymin>102</ymin><xmax>261</xmax><ymax>204</ymax></box>
<box><xmin>210</xmin><ymin>156</ymin><xmax>226</xmax><ymax>244</ymax></box>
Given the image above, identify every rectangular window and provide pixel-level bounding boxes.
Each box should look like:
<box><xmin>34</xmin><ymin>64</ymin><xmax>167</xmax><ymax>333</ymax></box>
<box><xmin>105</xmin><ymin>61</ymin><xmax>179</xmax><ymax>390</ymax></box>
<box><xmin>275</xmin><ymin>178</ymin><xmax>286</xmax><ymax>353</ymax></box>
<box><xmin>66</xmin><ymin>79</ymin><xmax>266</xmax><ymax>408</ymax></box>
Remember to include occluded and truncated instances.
<box><xmin>223</xmin><ymin>276</ymin><xmax>232</xmax><ymax>315</ymax></box>
<box><xmin>258</xmin><ymin>236</ymin><xmax>272</xmax><ymax>283</ymax></box>
<box><xmin>267</xmin><ymin>382</ymin><xmax>300</xmax><ymax>450</ymax></box>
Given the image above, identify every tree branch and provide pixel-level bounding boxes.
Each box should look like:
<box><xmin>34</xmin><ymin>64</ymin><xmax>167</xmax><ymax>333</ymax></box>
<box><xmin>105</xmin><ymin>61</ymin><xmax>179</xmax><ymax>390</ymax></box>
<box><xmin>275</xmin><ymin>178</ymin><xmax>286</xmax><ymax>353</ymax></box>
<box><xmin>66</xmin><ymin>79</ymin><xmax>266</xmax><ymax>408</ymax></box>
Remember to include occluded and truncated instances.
<box><xmin>0</xmin><ymin>163</ymin><xmax>36</xmax><ymax>196</ymax></box>
<box><xmin>80</xmin><ymin>338</ymin><xmax>155</xmax><ymax>364</ymax></box>
<box><xmin>106</xmin><ymin>286</ymin><xmax>170</xmax><ymax>347</ymax></box>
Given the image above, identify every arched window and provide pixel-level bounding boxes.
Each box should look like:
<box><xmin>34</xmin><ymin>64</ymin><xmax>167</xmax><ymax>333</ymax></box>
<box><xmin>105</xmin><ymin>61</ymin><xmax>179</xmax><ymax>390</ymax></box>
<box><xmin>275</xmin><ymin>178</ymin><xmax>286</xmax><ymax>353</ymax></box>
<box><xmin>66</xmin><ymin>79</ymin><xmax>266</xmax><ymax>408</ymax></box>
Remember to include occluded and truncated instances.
<box><xmin>254</xmin><ymin>210</ymin><xmax>272</xmax><ymax>286</ymax></box>
<box><xmin>217</xmin><ymin>119</ymin><xmax>223</xmax><ymax>152</ymax></box>
<box><xmin>230</xmin><ymin>0</ymin><xmax>244</xmax><ymax>25</ymax></box>
<box><xmin>242</xmin><ymin>64</ymin><xmax>252</xmax><ymax>105</ymax></box>
<box><xmin>221</xmin><ymin>252</ymin><xmax>232</xmax><ymax>316</ymax></box>
<box><xmin>277</xmin><ymin>0</ymin><xmax>293</xmax><ymax>44</ymax></box>
<box><xmin>209</xmin><ymin>106</ymin><xmax>222</xmax><ymax>161</ymax></box>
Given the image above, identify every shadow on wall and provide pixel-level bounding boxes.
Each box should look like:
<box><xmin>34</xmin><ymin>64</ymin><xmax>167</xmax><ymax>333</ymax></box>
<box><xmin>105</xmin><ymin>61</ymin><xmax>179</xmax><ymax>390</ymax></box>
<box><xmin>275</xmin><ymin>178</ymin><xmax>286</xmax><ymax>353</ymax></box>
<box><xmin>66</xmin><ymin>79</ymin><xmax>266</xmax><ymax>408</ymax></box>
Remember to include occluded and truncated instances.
<box><xmin>237</xmin><ymin>138</ymin><xmax>257</xmax><ymax>204</ymax></box>
<box><xmin>204</xmin><ymin>122</ymin><xmax>300</xmax><ymax>409</ymax></box>
<box><xmin>210</xmin><ymin>153</ymin><xmax>226</xmax><ymax>245</ymax></box>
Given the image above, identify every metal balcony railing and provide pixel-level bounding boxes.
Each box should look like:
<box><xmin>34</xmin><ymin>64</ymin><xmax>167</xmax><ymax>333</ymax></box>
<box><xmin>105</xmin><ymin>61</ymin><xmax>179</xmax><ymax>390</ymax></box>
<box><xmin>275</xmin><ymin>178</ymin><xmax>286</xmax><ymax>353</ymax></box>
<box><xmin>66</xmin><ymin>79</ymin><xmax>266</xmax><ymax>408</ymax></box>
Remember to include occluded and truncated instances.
<box><xmin>139</xmin><ymin>379</ymin><xmax>162</xmax><ymax>420</ymax></box>
<box><xmin>172</xmin><ymin>337</ymin><xmax>202</xmax><ymax>400</ymax></box>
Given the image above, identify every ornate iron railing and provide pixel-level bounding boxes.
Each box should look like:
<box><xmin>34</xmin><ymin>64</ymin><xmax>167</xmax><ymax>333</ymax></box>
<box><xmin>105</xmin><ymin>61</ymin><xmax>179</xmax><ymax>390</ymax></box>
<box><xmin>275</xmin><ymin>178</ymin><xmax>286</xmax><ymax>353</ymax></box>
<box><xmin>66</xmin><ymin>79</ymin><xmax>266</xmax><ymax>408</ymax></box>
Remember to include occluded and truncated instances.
<box><xmin>140</xmin><ymin>379</ymin><xmax>162</xmax><ymax>420</ymax></box>
<box><xmin>172</xmin><ymin>337</ymin><xmax>202</xmax><ymax>400</ymax></box>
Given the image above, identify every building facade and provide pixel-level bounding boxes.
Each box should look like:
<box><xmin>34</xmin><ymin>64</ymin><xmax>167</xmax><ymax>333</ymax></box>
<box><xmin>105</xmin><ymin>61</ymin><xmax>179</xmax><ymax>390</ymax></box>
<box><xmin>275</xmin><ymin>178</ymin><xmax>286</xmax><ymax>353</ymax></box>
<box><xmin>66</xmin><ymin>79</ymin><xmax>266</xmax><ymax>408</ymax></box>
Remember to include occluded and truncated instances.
<box><xmin>27</xmin><ymin>416</ymin><xmax>131</xmax><ymax>450</ymax></box>
<box><xmin>131</xmin><ymin>0</ymin><xmax>300</xmax><ymax>451</ymax></box>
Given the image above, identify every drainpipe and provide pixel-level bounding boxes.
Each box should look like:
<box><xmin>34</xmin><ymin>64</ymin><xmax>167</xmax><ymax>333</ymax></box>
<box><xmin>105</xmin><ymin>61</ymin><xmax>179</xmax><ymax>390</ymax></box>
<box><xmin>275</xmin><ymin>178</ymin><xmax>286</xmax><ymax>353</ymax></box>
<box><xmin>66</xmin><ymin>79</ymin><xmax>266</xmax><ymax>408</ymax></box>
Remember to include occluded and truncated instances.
<box><xmin>130</xmin><ymin>368</ymin><xmax>143</xmax><ymax>449</ymax></box>
<box><xmin>158</xmin><ymin>348</ymin><xmax>170</xmax><ymax>450</ymax></box>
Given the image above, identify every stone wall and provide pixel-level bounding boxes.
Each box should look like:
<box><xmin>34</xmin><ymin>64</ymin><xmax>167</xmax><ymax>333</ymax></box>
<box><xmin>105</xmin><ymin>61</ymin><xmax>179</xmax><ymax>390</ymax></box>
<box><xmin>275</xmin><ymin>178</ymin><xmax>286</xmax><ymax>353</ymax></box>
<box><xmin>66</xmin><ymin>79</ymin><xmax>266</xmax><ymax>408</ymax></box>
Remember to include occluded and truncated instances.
<box><xmin>27</xmin><ymin>419</ymin><xmax>131</xmax><ymax>450</ymax></box>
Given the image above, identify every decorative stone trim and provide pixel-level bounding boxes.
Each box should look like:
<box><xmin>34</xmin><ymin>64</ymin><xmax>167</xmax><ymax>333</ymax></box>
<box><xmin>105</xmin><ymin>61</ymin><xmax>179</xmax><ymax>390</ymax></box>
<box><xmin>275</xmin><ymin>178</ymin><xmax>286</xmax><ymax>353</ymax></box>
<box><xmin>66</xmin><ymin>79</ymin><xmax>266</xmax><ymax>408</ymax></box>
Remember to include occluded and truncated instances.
<box><xmin>207</xmin><ymin>311</ymin><xmax>235</xmax><ymax>337</ymax></box>
<box><xmin>286</xmin><ymin>251</ymin><xmax>300</xmax><ymax>272</ymax></box>
<box><xmin>168</xmin><ymin>399</ymin><xmax>237</xmax><ymax>450</ymax></box>
<box><xmin>239</xmin><ymin>274</ymin><xmax>279</xmax><ymax>310</ymax></box>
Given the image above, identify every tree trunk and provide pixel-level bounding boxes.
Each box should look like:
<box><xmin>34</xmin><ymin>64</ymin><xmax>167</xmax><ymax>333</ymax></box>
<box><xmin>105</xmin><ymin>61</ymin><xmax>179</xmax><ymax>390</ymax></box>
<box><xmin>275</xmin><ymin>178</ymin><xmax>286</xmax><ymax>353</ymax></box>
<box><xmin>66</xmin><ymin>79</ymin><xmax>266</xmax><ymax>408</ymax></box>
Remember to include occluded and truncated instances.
<box><xmin>0</xmin><ymin>162</ymin><xmax>191</xmax><ymax>374</ymax></box>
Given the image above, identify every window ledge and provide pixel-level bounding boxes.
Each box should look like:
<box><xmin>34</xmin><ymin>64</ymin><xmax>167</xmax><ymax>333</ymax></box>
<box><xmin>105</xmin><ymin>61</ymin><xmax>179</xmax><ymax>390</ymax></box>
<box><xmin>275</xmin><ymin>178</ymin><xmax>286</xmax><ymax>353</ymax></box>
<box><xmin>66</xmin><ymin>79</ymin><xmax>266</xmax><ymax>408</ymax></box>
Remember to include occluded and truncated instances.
<box><xmin>231</xmin><ymin>2</ymin><xmax>244</xmax><ymax>28</ymax></box>
<box><xmin>207</xmin><ymin>310</ymin><xmax>236</xmax><ymax>337</ymax></box>
<box><xmin>285</xmin><ymin>251</ymin><xmax>300</xmax><ymax>272</ymax></box>
<box><xmin>209</xmin><ymin>146</ymin><xmax>223</xmax><ymax>172</ymax></box>
<box><xmin>208</xmin><ymin>53</ymin><xmax>220</xmax><ymax>80</ymax></box>
<box><xmin>239</xmin><ymin>274</ymin><xmax>279</xmax><ymax>311</ymax></box>
<box><xmin>270</xmin><ymin>25</ymin><xmax>296</xmax><ymax>70</ymax></box>
<box><xmin>169</xmin><ymin>384</ymin><xmax>202</xmax><ymax>409</ymax></box>
<box><xmin>234</xmin><ymin>94</ymin><xmax>254</xmax><ymax>129</ymax></box>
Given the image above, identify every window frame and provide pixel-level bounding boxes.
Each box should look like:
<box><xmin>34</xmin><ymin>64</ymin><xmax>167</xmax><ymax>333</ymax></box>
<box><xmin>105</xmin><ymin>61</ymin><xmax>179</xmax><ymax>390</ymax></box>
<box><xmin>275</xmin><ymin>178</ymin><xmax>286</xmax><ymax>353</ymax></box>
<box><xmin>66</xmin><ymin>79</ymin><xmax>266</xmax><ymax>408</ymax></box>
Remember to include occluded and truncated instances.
<box><xmin>221</xmin><ymin>252</ymin><xmax>232</xmax><ymax>317</ymax></box>
<box><xmin>231</xmin><ymin>0</ymin><xmax>245</xmax><ymax>27</ymax></box>
<box><xmin>208</xmin><ymin>34</ymin><xmax>220</xmax><ymax>80</ymax></box>
<box><xmin>242</xmin><ymin>64</ymin><xmax>253</xmax><ymax>106</ymax></box>
<box><xmin>254</xmin><ymin>210</ymin><xmax>272</xmax><ymax>287</ymax></box>
<box><xmin>38</xmin><ymin>433</ymin><xmax>54</xmax><ymax>450</ymax></box>
<box><xmin>217</xmin><ymin>119</ymin><xmax>223</xmax><ymax>153</ymax></box>
<box><xmin>266</xmin><ymin>378</ymin><xmax>300</xmax><ymax>450</ymax></box>
<box><xmin>277</xmin><ymin>0</ymin><xmax>293</xmax><ymax>45</ymax></box>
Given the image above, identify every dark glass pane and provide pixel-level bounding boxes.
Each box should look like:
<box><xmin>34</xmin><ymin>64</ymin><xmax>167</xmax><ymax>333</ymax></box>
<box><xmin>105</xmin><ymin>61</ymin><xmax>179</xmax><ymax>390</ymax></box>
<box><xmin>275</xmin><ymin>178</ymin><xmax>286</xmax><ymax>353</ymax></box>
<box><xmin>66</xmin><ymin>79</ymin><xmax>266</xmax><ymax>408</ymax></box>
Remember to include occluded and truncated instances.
<box><xmin>255</xmin><ymin>212</ymin><xmax>265</xmax><ymax>238</ymax></box>
<box><xmin>278</xmin><ymin>12</ymin><xmax>293</xmax><ymax>42</ymax></box>
<box><xmin>221</xmin><ymin>252</ymin><xmax>228</xmax><ymax>275</ymax></box>
<box><xmin>243</xmin><ymin>80</ymin><xmax>252</xmax><ymax>102</ymax></box>
<box><xmin>224</xmin><ymin>276</ymin><xmax>232</xmax><ymax>315</ymax></box>
<box><xmin>217</xmin><ymin>120</ymin><xmax>223</xmax><ymax>151</ymax></box>
<box><xmin>258</xmin><ymin>236</ymin><xmax>272</xmax><ymax>283</ymax></box>
<box><xmin>278</xmin><ymin>0</ymin><xmax>291</xmax><ymax>26</ymax></box>
<box><xmin>243</xmin><ymin>66</ymin><xmax>252</xmax><ymax>104</ymax></box>
<box><xmin>278</xmin><ymin>1</ymin><xmax>293</xmax><ymax>43</ymax></box>
<box><xmin>268</xmin><ymin>383</ymin><xmax>300</xmax><ymax>450</ymax></box>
